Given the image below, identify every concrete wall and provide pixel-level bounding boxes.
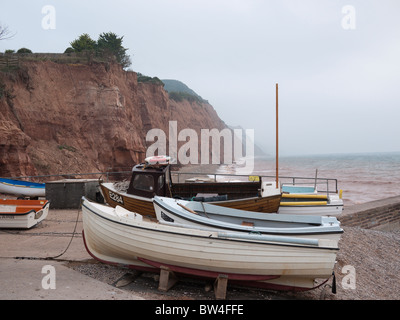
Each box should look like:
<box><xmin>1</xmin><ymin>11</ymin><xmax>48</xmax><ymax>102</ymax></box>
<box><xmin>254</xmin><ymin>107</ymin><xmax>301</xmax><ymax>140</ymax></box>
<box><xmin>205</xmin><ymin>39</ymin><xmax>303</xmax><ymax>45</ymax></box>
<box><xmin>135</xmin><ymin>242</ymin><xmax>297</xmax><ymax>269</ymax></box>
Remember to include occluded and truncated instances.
<box><xmin>45</xmin><ymin>179</ymin><xmax>101</xmax><ymax>209</ymax></box>
<box><xmin>339</xmin><ymin>195</ymin><xmax>400</xmax><ymax>230</ymax></box>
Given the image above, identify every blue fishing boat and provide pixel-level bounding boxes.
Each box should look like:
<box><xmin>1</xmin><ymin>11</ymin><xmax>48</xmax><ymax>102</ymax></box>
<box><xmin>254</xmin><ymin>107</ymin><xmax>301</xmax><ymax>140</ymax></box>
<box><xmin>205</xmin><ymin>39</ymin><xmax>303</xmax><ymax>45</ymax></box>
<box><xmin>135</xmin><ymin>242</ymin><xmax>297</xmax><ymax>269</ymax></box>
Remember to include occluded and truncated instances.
<box><xmin>0</xmin><ymin>178</ymin><xmax>45</xmax><ymax>198</ymax></box>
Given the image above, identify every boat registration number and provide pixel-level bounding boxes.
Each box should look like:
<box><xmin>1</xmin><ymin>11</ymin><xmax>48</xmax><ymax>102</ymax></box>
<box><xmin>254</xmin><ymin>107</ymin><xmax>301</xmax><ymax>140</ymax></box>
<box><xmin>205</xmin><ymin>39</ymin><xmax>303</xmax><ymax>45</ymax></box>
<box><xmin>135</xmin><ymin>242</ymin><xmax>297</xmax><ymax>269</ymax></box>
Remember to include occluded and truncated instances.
<box><xmin>0</xmin><ymin>215</ymin><xmax>15</xmax><ymax>219</ymax></box>
<box><xmin>109</xmin><ymin>191</ymin><xmax>124</xmax><ymax>205</ymax></box>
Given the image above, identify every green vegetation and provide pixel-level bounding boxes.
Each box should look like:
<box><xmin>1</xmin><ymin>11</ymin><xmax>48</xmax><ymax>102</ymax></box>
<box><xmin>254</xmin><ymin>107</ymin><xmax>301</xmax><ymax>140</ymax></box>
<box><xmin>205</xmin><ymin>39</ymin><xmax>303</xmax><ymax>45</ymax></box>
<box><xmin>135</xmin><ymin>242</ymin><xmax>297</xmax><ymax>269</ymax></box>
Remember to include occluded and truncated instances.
<box><xmin>137</xmin><ymin>73</ymin><xmax>164</xmax><ymax>85</ymax></box>
<box><xmin>57</xmin><ymin>144</ymin><xmax>77</xmax><ymax>152</ymax></box>
<box><xmin>68</xmin><ymin>32</ymin><xmax>131</xmax><ymax>68</ymax></box>
<box><xmin>70</xmin><ymin>33</ymin><xmax>97</xmax><ymax>52</ymax></box>
<box><xmin>16</xmin><ymin>48</ymin><xmax>32</xmax><ymax>54</ymax></box>
<box><xmin>162</xmin><ymin>79</ymin><xmax>207</xmax><ymax>104</ymax></box>
<box><xmin>168</xmin><ymin>91</ymin><xmax>205</xmax><ymax>103</ymax></box>
<box><xmin>1</xmin><ymin>31</ymin><xmax>132</xmax><ymax>69</ymax></box>
<box><xmin>97</xmin><ymin>32</ymin><xmax>131</xmax><ymax>68</ymax></box>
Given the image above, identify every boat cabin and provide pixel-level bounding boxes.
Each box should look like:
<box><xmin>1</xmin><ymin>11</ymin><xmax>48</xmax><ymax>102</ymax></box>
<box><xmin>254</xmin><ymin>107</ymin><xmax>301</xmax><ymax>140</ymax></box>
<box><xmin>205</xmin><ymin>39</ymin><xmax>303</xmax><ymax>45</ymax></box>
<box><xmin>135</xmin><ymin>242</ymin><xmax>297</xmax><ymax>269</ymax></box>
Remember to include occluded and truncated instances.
<box><xmin>126</xmin><ymin>163</ymin><xmax>263</xmax><ymax>201</ymax></box>
<box><xmin>126</xmin><ymin>164</ymin><xmax>171</xmax><ymax>198</ymax></box>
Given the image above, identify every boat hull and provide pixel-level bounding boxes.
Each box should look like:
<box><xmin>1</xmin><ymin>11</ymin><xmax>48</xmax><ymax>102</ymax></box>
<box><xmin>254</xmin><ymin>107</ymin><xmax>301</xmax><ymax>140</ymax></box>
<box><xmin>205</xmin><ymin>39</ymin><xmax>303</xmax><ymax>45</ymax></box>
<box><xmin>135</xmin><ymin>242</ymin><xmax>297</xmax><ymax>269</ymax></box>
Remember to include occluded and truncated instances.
<box><xmin>82</xmin><ymin>197</ymin><xmax>339</xmax><ymax>291</ymax></box>
<box><xmin>0</xmin><ymin>199</ymin><xmax>50</xmax><ymax>229</ymax></box>
<box><xmin>100</xmin><ymin>182</ymin><xmax>282</xmax><ymax>218</ymax></box>
<box><xmin>0</xmin><ymin>178</ymin><xmax>45</xmax><ymax>198</ymax></box>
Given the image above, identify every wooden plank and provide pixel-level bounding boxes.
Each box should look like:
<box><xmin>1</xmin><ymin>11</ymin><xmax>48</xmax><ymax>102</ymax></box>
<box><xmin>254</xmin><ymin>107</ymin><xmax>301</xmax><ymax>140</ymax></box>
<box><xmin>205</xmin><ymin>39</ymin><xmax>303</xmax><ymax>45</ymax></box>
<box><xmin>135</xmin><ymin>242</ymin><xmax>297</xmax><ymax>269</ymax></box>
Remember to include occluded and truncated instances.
<box><xmin>214</xmin><ymin>274</ymin><xmax>228</xmax><ymax>300</ymax></box>
<box><xmin>158</xmin><ymin>266</ymin><xmax>178</xmax><ymax>291</ymax></box>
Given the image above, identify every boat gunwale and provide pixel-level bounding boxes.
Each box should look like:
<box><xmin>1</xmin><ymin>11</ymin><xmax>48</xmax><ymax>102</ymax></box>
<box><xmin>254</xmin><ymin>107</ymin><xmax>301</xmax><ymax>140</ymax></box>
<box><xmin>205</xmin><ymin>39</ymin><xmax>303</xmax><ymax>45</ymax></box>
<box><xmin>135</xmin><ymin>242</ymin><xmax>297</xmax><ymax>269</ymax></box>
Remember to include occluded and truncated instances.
<box><xmin>101</xmin><ymin>183</ymin><xmax>152</xmax><ymax>202</ymax></box>
<box><xmin>101</xmin><ymin>182</ymin><xmax>281</xmax><ymax>205</ymax></box>
<box><xmin>0</xmin><ymin>200</ymin><xmax>50</xmax><ymax>216</ymax></box>
<box><xmin>153</xmin><ymin>197</ymin><xmax>343</xmax><ymax>236</ymax></box>
<box><xmin>0</xmin><ymin>178</ymin><xmax>45</xmax><ymax>189</ymax></box>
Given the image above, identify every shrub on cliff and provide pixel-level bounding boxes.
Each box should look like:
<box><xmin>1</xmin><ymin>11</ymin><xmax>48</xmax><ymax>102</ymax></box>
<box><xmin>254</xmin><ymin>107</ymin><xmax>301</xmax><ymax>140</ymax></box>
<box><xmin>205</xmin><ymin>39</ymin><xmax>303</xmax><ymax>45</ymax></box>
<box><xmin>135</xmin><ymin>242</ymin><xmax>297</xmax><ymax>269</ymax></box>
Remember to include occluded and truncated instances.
<box><xmin>137</xmin><ymin>73</ymin><xmax>164</xmax><ymax>86</ymax></box>
<box><xmin>168</xmin><ymin>91</ymin><xmax>205</xmax><ymax>104</ymax></box>
<box><xmin>17</xmin><ymin>48</ymin><xmax>33</xmax><ymax>54</ymax></box>
<box><xmin>68</xmin><ymin>32</ymin><xmax>131</xmax><ymax>68</ymax></box>
<box><xmin>97</xmin><ymin>32</ymin><xmax>131</xmax><ymax>69</ymax></box>
<box><xmin>70</xmin><ymin>33</ymin><xmax>97</xmax><ymax>52</ymax></box>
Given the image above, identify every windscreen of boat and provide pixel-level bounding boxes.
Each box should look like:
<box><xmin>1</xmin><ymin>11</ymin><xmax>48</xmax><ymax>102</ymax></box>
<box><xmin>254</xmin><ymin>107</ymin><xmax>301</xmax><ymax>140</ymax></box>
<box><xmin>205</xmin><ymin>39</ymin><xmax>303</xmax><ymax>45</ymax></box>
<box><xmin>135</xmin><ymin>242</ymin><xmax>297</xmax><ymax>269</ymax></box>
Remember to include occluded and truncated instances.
<box><xmin>132</xmin><ymin>174</ymin><xmax>154</xmax><ymax>192</ymax></box>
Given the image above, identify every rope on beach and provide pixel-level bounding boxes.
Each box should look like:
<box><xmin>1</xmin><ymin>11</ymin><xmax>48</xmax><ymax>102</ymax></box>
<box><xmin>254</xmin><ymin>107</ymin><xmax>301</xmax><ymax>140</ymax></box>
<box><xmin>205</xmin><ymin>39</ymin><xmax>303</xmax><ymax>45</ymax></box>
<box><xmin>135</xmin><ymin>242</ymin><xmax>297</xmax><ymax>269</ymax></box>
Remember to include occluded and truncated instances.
<box><xmin>44</xmin><ymin>203</ymin><xmax>81</xmax><ymax>260</ymax></box>
<box><xmin>2</xmin><ymin>203</ymin><xmax>82</xmax><ymax>262</ymax></box>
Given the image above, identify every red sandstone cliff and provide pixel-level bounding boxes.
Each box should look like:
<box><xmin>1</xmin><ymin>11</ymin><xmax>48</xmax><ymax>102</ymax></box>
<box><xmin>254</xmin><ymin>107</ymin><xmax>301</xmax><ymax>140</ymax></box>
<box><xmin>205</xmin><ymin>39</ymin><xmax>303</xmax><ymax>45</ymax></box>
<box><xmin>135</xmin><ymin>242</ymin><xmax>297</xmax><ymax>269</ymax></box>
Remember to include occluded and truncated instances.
<box><xmin>0</xmin><ymin>60</ymin><xmax>226</xmax><ymax>178</ymax></box>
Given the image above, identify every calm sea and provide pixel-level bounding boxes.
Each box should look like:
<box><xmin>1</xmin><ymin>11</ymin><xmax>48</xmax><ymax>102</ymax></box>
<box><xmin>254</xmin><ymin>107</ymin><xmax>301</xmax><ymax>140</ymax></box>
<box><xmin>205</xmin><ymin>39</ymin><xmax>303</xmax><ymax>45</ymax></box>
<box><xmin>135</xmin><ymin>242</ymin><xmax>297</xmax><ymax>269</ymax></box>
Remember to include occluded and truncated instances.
<box><xmin>226</xmin><ymin>152</ymin><xmax>400</xmax><ymax>207</ymax></box>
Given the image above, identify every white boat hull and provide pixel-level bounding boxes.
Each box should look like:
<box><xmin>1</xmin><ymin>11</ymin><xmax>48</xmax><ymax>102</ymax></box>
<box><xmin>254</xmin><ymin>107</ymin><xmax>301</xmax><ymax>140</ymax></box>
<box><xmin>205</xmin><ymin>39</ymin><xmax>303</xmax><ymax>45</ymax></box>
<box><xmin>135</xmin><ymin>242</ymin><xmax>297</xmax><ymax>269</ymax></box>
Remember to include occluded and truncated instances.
<box><xmin>0</xmin><ymin>201</ymin><xmax>50</xmax><ymax>229</ymax></box>
<box><xmin>82</xmin><ymin>197</ymin><xmax>339</xmax><ymax>290</ymax></box>
<box><xmin>0</xmin><ymin>179</ymin><xmax>45</xmax><ymax>198</ymax></box>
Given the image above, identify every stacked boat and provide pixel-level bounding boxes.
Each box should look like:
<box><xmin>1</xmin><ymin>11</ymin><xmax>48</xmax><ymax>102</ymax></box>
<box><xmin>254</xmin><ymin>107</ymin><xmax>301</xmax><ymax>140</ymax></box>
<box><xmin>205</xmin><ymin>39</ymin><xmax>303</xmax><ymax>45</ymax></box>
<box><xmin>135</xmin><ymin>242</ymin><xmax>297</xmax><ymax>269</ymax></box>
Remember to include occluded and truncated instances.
<box><xmin>82</xmin><ymin>197</ymin><xmax>342</xmax><ymax>292</ymax></box>
<box><xmin>279</xmin><ymin>184</ymin><xmax>343</xmax><ymax>216</ymax></box>
<box><xmin>153</xmin><ymin>196</ymin><xmax>342</xmax><ymax>241</ymax></box>
<box><xmin>82</xmin><ymin>156</ymin><xmax>343</xmax><ymax>293</ymax></box>
<box><xmin>0</xmin><ymin>178</ymin><xmax>49</xmax><ymax>229</ymax></box>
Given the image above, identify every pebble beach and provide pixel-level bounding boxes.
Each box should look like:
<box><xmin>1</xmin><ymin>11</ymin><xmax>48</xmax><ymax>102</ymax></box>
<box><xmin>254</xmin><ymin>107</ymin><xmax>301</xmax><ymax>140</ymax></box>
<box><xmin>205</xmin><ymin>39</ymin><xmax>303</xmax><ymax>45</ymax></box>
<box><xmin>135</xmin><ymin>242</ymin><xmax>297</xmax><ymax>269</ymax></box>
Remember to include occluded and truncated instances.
<box><xmin>69</xmin><ymin>225</ymin><xmax>400</xmax><ymax>300</ymax></box>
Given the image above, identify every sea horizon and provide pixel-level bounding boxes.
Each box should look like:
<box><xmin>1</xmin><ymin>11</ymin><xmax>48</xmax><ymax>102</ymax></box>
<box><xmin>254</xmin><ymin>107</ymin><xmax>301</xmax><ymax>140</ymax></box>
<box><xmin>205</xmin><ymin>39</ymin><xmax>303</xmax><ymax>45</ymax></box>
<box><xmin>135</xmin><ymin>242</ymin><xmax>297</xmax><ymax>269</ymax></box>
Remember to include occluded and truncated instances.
<box><xmin>221</xmin><ymin>151</ymin><xmax>400</xmax><ymax>207</ymax></box>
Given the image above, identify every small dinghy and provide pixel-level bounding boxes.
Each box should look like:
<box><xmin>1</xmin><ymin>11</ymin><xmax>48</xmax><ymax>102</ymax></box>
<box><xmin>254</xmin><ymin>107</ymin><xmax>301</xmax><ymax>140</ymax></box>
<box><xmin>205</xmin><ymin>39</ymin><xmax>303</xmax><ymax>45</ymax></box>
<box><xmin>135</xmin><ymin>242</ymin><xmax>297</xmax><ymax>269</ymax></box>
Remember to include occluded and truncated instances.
<box><xmin>0</xmin><ymin>199</ymin><xmax>50</xmax><ymax>229</ymax></box>
<box><xmin>0</xmin><ymin>178</ymin><xmax>46</xmax><ymax>198</ymax></box>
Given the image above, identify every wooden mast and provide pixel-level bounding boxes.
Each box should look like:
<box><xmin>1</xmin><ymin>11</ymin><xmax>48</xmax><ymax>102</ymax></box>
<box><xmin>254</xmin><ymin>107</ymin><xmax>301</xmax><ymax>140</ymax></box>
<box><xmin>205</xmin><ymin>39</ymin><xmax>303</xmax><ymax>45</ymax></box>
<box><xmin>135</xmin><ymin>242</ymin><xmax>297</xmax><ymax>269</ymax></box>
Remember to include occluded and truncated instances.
<box><xmin>276</xmin><ymin>83</ymin><xmax>279</xmax><ymax>189</ymax></box>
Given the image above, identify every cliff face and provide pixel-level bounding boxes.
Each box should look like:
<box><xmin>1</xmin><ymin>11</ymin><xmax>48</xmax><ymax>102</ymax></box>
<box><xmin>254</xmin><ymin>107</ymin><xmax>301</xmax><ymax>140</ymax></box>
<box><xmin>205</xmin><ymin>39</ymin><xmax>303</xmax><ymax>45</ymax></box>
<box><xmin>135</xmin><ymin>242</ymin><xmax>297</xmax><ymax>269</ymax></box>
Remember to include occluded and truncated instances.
<box><xmin>0</xmin><ymin>61</ymin><xmax>226</xmax><ymax>178</ymax></box>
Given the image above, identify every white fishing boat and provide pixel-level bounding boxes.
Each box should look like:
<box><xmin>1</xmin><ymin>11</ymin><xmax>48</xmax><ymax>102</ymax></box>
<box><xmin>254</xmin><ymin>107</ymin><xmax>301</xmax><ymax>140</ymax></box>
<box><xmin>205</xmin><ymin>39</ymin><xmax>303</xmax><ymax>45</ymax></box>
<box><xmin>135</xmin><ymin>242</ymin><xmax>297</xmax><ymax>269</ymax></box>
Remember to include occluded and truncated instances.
<box><xmin>0</xmin><ymin>199</ymin><xmax>50</xmax><ymax>229</ymax></box>
<box><xmin>81</xmin><ymin>196</ymin><xmax>339</xmax><ymax>291</ymax></box>
<box><xmin>153</xmin><ymin>196</ymin><xmax>343</xmax><ymax>241</ymax></box>
<box><xmin>0</xmin><ymin>178</ymin><xmax>46</xmax><ymax>198</ymax></box>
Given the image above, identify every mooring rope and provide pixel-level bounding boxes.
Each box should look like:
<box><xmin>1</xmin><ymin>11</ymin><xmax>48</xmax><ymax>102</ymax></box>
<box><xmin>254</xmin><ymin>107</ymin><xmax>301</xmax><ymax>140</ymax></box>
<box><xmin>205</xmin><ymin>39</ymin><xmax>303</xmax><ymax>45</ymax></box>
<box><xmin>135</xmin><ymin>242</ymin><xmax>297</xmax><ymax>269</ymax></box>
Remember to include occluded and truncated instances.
<box><xmin>0</xmin><ymin>203</ymin><xmax>82</xmax><ymax>262</ymax></box>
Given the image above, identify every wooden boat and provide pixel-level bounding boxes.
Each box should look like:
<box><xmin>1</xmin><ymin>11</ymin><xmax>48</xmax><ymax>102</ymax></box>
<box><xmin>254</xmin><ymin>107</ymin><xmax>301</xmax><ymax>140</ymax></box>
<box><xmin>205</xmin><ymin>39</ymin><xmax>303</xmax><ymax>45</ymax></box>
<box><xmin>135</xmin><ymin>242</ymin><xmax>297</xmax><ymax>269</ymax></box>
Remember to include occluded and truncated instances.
<box><xmin>100</xmin><ymin>159</ymin><xmax>282</xmax><ymax>218</ymax></box>
<box><xmin>153</xmin><ymin>196</ymin><xmax>343</xmax><ymax>241</ymax></box>
<box><xmin>0</xmin><ymin>178</ymin><xmax>46</xmax><ymax>198</ymax></box>
<box><xmin>82</xmin><ymin>196</ymin><xmax>339</xmax><ymax>291</ymax></box>
<box><xmin>0</xmin><ymin>199</ymin><xmax>50</xmax><ymax>229</ymax></box>
<box><xmin>279</xmin><ymin>184</ymin><xmax>343</xmax><ymax>216</ymax></box>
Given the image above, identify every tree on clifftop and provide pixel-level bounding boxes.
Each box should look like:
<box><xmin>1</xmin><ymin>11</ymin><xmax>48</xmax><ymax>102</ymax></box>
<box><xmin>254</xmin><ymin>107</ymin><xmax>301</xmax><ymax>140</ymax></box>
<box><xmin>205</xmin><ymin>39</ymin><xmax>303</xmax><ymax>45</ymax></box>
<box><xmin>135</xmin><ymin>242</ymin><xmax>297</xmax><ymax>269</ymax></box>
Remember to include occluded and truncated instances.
<box><xmin>70</xmin><ymin>33</ymin><xmax>97</xmax><ymax>52</ymax></box>
<box><xmin>97</xmin><ymin>32</ymin><xmax>131</xmax><ymax>69</ymax></box>
<box><xmin>68</xmin><ymin>32</ymin><xmax>131</xmax><ymax>68</ymax></box>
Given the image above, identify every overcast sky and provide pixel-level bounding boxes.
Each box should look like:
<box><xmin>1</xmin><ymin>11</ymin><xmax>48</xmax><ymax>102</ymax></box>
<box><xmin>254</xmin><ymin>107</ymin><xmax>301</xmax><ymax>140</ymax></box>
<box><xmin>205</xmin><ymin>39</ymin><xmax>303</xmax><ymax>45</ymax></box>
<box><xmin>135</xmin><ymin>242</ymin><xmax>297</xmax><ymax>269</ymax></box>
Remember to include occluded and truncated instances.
<box><xmin>1</xmin><ymin>0</ymin><xmax>399</xmax><ymax>156</ymax></box>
